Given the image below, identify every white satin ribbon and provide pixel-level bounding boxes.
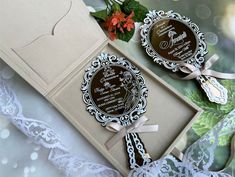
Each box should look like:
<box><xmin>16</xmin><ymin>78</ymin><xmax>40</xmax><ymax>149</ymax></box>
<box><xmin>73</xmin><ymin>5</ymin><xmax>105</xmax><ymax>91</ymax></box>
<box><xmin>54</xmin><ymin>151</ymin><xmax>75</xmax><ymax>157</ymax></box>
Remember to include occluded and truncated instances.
<box><xmin>105</xmin><ymin>116</ymin><xmax>159</xmax><ymax>150</ymax></box>
<box><xmin>178</xmin><ymin>54</ymin><xmax>235</xmax><ymax>80</ymax></box>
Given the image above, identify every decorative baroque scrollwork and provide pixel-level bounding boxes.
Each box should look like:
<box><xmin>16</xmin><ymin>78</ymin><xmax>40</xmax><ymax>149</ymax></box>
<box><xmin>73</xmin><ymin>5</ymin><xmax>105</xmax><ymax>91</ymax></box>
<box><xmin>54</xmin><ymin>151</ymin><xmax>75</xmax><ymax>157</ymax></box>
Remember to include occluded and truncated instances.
<box><xmin>140</xmin><ymin>10</ymin><xmax>208</xmax><ymax>72</ymax></box>
<box><xmin>81</xmin><ymin>53</ymin><xmax>148</xmax><ymax>126</ymax></box>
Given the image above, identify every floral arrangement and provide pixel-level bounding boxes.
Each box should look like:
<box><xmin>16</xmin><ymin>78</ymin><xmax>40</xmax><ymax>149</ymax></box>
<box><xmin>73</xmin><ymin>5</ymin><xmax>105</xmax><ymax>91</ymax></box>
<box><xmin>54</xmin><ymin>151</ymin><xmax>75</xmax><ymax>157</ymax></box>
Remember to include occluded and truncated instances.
<box><xmin>91</xmin><ymin>0</ymin><xmax>148</xmax><ymax>42</ymax></box>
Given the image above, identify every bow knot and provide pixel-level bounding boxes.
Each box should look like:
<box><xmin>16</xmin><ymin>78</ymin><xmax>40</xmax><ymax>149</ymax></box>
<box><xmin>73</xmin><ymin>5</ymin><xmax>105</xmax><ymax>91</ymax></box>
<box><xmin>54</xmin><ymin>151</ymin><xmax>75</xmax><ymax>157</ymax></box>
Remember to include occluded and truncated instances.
<box><xmin>105</xmin><ymin>116</ymin><xmax>158</xmax><ymax>150</ymax></box>
<box><xmin>178</xmin><ymin>54</ymin><xmax>235</xmax><ymax>80</ymax></box>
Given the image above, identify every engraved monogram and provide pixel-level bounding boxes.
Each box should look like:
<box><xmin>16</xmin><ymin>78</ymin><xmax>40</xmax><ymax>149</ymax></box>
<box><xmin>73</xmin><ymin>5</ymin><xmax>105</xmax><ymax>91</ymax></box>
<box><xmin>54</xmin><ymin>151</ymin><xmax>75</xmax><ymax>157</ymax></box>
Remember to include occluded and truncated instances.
<box><xmin>159</xmin><ymin>30</ymin><xmax>187</xmax><ymax>50</ymax></box>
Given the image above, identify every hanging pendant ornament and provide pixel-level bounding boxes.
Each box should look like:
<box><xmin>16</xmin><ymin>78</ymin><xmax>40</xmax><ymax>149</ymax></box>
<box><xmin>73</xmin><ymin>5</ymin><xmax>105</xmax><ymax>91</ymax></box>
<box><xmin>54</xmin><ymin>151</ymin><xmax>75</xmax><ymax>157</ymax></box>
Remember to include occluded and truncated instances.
<box><xmin>140</xmin><ymin>10</ymin><xmax>234</xmax><ymax>104</ymax></box>
<box><xmin>81</xmin><ymin>53</ymin><xmax>158</xmax><ymax>169</ymax></box>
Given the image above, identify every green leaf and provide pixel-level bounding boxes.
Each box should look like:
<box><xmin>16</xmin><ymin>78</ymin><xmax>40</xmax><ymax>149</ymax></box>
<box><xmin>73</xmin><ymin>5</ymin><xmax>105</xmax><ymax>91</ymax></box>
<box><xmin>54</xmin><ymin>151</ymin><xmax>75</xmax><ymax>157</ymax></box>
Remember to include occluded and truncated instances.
<box><xmin>112</xmin><ymin>2</ymin><xmax>121</xmax><ymax>12</ymax></box>
<box><xmin>90</xmin><ymin>9</ymin><xmax>108</xmax><ymax>21</ymax></box>
<box><xmin>116</xmin><ymin>28</ymin><xmax>135</xmax><ymax>42</ymax></box>
<box><xmin>187</xmin><ymin>80</ymin><xmax>235</xmax><ymax>146</ymax></box>
<box><xmin>122</xmin><ymin>0</ymin><xmax>148</xmax><ymax>22</ymax></box>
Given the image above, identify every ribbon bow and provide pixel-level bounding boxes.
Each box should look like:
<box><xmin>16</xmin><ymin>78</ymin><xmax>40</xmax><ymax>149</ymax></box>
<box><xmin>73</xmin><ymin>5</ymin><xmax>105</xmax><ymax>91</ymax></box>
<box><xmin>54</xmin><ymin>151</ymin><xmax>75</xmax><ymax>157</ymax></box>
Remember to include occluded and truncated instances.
<box><xmin>178</xmin><ymin>54</ymin><xmax>235</xmax><ymax>80</ymax></box>
<box><xmin>105</xmin><ymin>116</ymin><xmax>158</xmax><ymax>150</ymax></box>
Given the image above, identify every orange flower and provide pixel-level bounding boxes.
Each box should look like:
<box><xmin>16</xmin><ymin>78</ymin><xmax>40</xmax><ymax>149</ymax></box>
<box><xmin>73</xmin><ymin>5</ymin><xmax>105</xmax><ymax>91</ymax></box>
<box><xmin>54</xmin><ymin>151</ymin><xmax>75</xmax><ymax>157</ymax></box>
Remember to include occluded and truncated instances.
<box><xmin>110</xmin><ymin>11</ymin><xmax>125</xmax><ymax>26</ymax></box>
<box><xmin>109</xmin><ymin>31</ymin><xmax>117</xmax><ymax>40</ymax></box>
<box><xmin>104</xmin><ymin>16</ymin><xmax>114</xmax><ymax>32</ymax></box>
<box><xmin>104</xmin><ymin>11</ymin><xmax>135</xmax><ymax>40</ymax></box>
<box><xmin>123</xmin><ymin>18</ymin><xmax>135</xmax><ymax>31</ymax></box>
<box><xmin>126</xmin><ymin>11</ymin><xmax>134</xmax><ymax>20</ymax></box>
<box><xmin>123</xmin><ymin>11</ymin><xmax>135</xmax><ymax>31</ymax></box>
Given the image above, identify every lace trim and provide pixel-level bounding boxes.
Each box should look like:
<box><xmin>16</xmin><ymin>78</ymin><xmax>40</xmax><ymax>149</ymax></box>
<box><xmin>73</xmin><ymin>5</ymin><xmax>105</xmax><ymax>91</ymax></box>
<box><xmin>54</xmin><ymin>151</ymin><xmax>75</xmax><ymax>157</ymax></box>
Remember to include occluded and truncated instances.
<box><xmin>0</xmin><ymin>79</ymin><xmax>121</xmax><ymax>177</ymax></box>
<box><xmin>129</xmin><ymin>109</ymin><xmax>235</xmax><ymax>177</ymax></box>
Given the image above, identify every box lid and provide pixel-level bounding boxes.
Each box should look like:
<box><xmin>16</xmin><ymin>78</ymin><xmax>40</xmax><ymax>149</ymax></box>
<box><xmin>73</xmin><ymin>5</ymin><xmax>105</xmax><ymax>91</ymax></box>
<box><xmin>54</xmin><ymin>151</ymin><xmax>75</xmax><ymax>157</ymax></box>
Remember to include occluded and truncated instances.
<box><xmin>0</xmin><ymin>0</ymin><xmax>107</xmax><ymax>95</ymax></box>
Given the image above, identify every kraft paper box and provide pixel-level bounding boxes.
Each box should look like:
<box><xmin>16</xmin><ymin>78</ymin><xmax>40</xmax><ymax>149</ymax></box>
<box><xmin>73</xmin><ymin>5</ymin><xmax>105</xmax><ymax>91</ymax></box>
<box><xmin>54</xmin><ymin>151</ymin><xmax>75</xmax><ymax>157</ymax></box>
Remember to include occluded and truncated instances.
<box><xmin>0</xmin><ymin>0</ymin><xmax>202</xmax><ymax>175</ymax></box>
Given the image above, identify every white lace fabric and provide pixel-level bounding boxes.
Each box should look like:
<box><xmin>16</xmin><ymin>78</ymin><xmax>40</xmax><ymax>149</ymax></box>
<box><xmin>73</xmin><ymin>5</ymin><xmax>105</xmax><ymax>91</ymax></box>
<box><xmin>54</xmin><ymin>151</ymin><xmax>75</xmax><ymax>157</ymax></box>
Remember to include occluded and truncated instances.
<box><xmin>0</xmin><ymin>71</ymin><xmax>234</xmax><ymax>177</ymax></box>
<box><xmin>0</xmin><ymin>78</ymin><xmax>121</xmax><ymax>177</ymax></box>
<box><xmin>128</xmin><ymin>110</ymin><xmax>235</xmax><ymax>177</ymax></box>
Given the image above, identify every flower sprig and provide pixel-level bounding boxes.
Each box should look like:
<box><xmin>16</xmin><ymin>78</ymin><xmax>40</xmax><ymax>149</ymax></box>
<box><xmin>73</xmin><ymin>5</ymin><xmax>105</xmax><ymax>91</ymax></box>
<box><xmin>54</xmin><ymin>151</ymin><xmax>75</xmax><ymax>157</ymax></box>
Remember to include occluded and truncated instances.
<box><xmin>91</xmin><ymin>0</ymin><xmax>148</xmax><ymax>42</ymax></box>
<box><xmin>104</xmin><ymin>11</ymin><xmax>135</xmax><ymax>40</ymax></box>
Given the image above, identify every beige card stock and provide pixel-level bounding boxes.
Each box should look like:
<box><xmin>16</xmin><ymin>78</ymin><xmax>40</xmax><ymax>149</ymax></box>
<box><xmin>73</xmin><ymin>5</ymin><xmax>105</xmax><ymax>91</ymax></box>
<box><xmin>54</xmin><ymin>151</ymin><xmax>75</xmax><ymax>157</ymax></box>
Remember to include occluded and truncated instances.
<box><xmin>0</xmin><ymin>0</ymin><xmax>202</xmax><ymax>175</ymax></box>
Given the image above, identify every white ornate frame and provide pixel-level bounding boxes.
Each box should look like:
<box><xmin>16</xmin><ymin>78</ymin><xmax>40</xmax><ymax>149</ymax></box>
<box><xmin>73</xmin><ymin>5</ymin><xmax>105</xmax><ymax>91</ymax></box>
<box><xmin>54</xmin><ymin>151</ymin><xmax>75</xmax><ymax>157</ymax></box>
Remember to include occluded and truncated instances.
<box><xmin>81</xmin><ymin>53</ymin><xmax>148</xmax><ymax>126</ymax></box>
<box><xmin>140</xmin><ymin>10</ymin><xmax>208</xmax><ymax>72</ymax></box>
